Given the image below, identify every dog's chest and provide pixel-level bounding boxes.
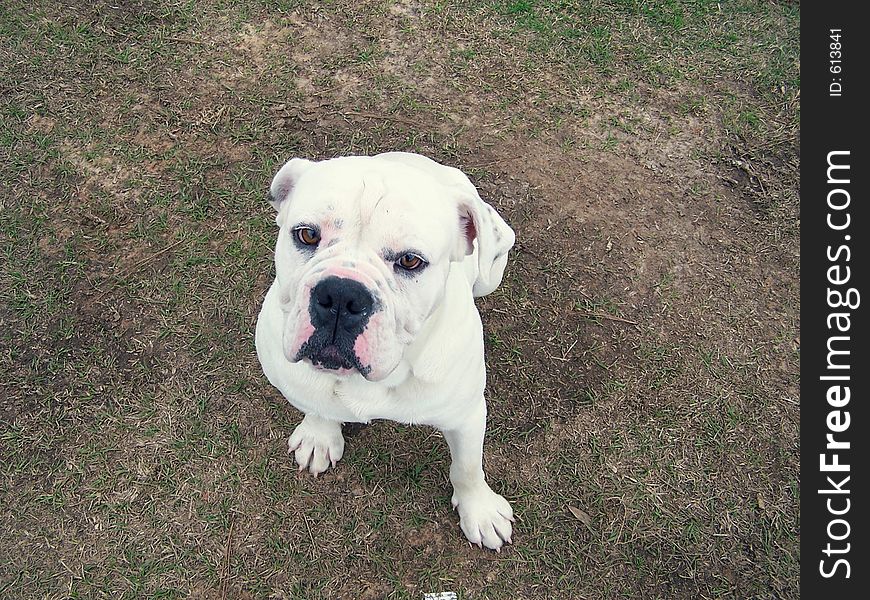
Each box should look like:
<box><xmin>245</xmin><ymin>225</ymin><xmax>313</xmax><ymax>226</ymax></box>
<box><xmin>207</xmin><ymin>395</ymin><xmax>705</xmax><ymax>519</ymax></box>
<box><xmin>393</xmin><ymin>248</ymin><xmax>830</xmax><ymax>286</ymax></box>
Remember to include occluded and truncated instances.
<box><xmin>324</xmin><ymin>365</ymin><xmax>418</xmax><ymax>423</ymax></box>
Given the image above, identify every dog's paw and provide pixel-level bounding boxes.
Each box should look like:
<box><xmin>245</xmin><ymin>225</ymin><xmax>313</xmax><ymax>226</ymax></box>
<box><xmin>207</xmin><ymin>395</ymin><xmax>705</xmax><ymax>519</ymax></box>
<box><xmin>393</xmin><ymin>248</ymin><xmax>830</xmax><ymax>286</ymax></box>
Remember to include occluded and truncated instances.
<box><xmin>452</xmin><ymin>485</ymin><xmax>514</xmax><ymax>551</ymax></box>
<box><xmin>288</xmin><ymin>416</ymin><xmax>345</xmax><ymax>476</ymax></box>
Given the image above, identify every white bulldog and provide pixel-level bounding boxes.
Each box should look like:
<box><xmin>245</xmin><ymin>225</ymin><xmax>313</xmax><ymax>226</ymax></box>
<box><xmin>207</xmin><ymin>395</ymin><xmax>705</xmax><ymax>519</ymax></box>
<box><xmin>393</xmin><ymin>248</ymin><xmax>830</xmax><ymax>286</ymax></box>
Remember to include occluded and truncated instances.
<box><xmin>254</xmin><ymin>152</ymin><xmax>516</xmax><ymax>550</ymax></box>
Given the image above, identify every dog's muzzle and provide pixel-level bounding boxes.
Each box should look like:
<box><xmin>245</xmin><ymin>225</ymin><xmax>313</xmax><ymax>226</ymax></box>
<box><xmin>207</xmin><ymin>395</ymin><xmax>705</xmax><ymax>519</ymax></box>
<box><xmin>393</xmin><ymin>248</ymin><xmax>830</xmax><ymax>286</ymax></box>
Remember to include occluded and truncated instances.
<box><xmin>296</xmin><ymin>276</ymin><xmax>375</xmax><ymax>375</ymax></box>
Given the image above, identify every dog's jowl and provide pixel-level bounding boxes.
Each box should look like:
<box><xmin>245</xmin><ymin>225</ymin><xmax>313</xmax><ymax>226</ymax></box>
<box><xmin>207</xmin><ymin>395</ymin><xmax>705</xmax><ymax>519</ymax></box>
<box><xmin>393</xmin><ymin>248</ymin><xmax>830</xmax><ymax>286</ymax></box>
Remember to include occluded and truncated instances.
<box><xmin>255</xmin><ymin>152</ymin><xmax>516</xmax><ymax>550</ymax></box>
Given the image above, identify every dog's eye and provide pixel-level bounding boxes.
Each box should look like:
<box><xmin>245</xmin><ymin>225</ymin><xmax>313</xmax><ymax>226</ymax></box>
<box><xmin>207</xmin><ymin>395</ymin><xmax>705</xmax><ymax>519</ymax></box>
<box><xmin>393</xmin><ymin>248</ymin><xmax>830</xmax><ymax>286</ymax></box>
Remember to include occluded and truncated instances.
<box><xmin>396</xmin><ymin>253</ymin><xmax>426</xmax><ymax>271</ymax></box>
<box><xmin>294</xmin><ymin>226</ymin><xmax>321</xmax><ymax>246</ymax></box>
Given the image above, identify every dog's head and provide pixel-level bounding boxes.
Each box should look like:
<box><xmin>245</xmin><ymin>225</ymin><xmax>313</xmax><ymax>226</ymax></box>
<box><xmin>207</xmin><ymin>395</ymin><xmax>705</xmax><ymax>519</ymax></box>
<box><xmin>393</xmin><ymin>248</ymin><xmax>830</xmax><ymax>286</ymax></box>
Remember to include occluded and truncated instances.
<box><xmin>267</xmin><ymin>153</ymin><xmax>514</xmax><ymax>382</ymax></box>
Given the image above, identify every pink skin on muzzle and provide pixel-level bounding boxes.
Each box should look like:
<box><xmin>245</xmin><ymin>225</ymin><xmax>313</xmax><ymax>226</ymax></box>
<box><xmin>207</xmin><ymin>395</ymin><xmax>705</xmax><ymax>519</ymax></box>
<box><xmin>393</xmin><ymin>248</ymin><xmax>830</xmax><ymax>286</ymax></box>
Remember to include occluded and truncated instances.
<box><xmin>355</xmin><ymin>312</ymin><xmax>399</xmax><ymax>380</ymax></box>
<box><xmin>321</xmin><ymin>265</ymin><xmax>370</xmax><ymax>284</ymax></box>
<box><xmin>353</xmin><ymin>321</ymin><xmax>373</xmax><ymax>370</ymax></box>
<box><xmin>285</xmin><ymin>321</ymin><xmax>314</xmax><ymax>363</ymax></box>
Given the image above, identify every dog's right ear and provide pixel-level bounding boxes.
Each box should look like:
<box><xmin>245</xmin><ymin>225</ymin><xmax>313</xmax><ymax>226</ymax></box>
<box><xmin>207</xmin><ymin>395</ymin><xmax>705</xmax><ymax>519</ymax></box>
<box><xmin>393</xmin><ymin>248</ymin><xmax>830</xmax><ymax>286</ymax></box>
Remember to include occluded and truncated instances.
<box><xmin>268</xmin><ymin>157</ymin><xmax>315</xmax><ymax>213</ymax></box>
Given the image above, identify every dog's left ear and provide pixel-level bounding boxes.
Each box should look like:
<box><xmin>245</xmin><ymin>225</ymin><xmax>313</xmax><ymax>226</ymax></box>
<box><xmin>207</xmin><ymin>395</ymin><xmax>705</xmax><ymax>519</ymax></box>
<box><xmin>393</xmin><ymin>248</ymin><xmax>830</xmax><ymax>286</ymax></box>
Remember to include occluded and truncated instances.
<box><xmin>268</xmin><ymin>157</ymin><xmax>315</xmax><ymax>213</ymax></box>
<box><xmin>455</xmin><ymin>187</ymin><xmax>516</xmax><ymax>298</ymax></box>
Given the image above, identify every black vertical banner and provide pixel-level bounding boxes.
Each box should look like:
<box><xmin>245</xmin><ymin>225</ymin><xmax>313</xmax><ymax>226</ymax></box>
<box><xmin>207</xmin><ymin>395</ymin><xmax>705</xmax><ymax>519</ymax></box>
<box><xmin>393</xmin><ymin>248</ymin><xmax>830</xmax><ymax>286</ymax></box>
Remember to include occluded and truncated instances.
<box><xmin>801</xmin><ymin>3</ymin><xmax>868</xmax><ymax>597</ymax></box>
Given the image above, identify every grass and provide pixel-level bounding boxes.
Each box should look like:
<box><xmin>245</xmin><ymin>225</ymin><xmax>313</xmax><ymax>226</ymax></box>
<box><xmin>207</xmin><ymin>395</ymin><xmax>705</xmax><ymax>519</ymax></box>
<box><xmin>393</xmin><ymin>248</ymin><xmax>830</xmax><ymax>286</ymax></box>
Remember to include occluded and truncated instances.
<box><xmin>1</xmin><ymin>0</ymin><xmax>799</xmax><ymax>598</ymax></box>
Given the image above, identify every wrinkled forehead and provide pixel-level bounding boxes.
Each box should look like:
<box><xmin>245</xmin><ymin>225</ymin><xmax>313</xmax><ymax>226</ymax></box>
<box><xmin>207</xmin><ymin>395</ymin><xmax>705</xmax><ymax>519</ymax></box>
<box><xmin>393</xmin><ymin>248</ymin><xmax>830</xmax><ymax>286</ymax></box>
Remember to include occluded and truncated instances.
<box><xmin>287</xmin><ymin>158</ymin><xmax>459</xmax><ymax>251</ymax></box>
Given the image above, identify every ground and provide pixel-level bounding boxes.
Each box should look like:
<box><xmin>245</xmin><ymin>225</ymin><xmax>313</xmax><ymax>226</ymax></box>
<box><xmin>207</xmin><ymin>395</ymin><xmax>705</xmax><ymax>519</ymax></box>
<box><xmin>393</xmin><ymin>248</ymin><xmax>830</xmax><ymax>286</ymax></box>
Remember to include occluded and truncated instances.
<box><xmin>1</xmin><ymin>1</ymin><xmax>800</xmax><ymax>598</ymax></box>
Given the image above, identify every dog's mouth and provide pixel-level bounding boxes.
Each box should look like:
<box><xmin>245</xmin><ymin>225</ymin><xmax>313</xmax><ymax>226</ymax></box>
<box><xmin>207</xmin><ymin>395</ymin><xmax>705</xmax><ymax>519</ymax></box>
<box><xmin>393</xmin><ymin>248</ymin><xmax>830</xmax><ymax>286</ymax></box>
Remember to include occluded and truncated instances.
<box><xmin>296</xmin><ymin>338</ymin><xmax>371</xmax><ymax>377</ymax></box>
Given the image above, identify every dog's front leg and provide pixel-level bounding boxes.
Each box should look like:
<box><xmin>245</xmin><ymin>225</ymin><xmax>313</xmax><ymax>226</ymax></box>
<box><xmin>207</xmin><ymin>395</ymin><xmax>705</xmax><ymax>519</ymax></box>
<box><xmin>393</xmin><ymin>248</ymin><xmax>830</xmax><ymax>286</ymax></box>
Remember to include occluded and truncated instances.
<box><xmin>442</xmin><ymin>401</ymin><xmax>514</xmax><ymax>550</ymax></box>
<box><xmin>288</xmin><ymin>413</ymin><xmax>345</xmax><ymax>476</ymax></box>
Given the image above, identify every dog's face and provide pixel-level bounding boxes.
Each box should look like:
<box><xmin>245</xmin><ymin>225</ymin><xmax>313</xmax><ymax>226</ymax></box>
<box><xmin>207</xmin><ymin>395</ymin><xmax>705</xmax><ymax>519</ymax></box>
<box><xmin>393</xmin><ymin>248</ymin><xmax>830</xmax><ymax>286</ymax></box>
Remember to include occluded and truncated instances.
<box><xmin>267</xmin><ymin>155</ymin><xmax>513</xmax><ymax>382</ymax></box>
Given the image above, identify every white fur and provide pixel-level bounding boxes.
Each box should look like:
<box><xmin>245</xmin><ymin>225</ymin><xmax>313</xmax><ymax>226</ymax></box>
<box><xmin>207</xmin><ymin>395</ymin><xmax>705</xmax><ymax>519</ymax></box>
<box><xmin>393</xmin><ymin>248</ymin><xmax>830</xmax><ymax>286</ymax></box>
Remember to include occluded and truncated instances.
<box><xmin>255</xmin><ymin>152</ymin><xmax>515</xmax><ymax>549</ymax></box>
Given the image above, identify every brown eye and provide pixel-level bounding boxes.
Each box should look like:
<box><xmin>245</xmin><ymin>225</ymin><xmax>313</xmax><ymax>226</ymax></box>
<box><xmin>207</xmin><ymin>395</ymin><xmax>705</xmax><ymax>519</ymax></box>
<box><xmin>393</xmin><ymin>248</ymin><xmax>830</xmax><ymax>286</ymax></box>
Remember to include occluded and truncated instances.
<box><xmin>397</xmin><ymin>253</ymin><xmax>425</xmax><ymax>270</ymax></box>
<box><xmin>294</xmin><ymin>226</ymin><xmax>320</xmax><ymax>246</ymax></box>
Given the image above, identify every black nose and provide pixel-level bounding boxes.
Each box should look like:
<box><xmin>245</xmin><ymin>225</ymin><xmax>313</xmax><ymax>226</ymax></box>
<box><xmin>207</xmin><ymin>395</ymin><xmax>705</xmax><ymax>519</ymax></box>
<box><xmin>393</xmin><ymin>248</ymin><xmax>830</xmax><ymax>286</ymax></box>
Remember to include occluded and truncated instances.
<box><xmin>310</xmin><ymin>276</ymin><xmax>375</xmax><ymax>335</ymax></box>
